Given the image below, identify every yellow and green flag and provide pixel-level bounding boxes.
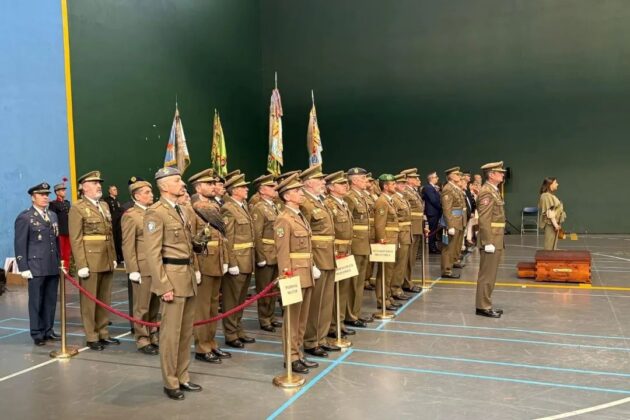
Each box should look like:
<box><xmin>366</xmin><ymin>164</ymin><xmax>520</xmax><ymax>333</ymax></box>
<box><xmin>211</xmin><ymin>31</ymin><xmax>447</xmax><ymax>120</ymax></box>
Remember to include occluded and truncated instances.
<box><xmin>211</xmin><ymin>109</ymin><xmax>228</xmax><ymax>177</ymax></box>
<box><xmin>267</xmin><ymin>80</ymin><xmax>283</xmax><ymax>176</ymax></box>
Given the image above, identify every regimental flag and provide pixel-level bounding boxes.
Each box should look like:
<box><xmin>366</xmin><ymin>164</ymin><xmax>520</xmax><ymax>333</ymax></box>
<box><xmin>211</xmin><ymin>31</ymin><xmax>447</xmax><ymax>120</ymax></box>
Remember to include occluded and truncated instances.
<box><xmin>211</xmin><ymin>109</ymin><xmax>228</xmax><ymax>177</ymax></box>
<box><xmin>164</xmin><ymin>104</ymin><xmax>191</xmax><ymax>174</ymax></box>
<box><xmin>267</xmin><ymin>84</ymin><xmax>283</xmax><ymax>176</ymax></box>
<box><xmin>307</xmin><ymin>91</ymin><xmax>322</xmax><ymax>167</ymax></box>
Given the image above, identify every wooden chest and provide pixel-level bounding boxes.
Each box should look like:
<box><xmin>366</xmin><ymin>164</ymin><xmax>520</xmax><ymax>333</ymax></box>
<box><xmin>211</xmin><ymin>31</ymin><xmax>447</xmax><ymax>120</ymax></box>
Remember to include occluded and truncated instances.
<box><xmin>534</xmin><ymin>250</ymin><xmax>591</xmax><ymax>283</ymax></box>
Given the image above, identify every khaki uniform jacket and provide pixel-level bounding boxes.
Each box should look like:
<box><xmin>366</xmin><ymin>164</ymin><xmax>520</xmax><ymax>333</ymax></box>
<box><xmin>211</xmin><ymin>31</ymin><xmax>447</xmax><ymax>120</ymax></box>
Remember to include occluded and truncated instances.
<box><xmin>274</xmin><ymin>209</ymin><xmax>314</xmax><ymax>288</ymax></box>
<box><xmin>393</xmin><ymin>193</ymin><xmax>413</xmax><ymax>245</ymax></box>
<box><xmin>252</xmin><ymin>199</ymin><xmax>279</xmax><ymax>265</ymax></box>
<box><xmin>344</xmin><ymin>188</ymin><xmax>371</xmax><ymax>256</ymax></box>
<box><xmin>403</xmin><ymin>186</ymin><xmax>425</xmax><ymax>235</ymax></box>
<box><xmin>144</xmin><ymin>197</ymin><xmax>198</xmax><ymax>297</ymax></box>
<box><xmin>121</xmin><ymin>204</ymin><xmax>150</xmax><ymax>276</ymax></box>
<box><xmin>248</xmin><ymin>192</ymin><xmax>261</xmax><ymax>212</ymax></box>
<box><xmin>374</xmin><ymin>194</ymin><xmax>399</xmax><ymax>245</ymax></box>
<box><xmin>539</xmin><ymin>192</ymin><xmax>566</xmax><ymax>227</ymax></box>
<box><xmin>477</xmin><ymin>183</ymin><xmax>506</xmax><ymax>250</ymax></box>
<box><xmin>300</xmin><ymin>192</ymin><xmax>335</xmax><ymax>270</ymax></box>
<box><xmin>325</xmin><ymin>195</ymin><xmax>354</xmax><ymax>256</ymax></box>
<box><xmin>192</xmin><ymin>203</ymin><xmax>228</xmax><ymax>277</ymax></box>
<box><xmin>441</xmin><ymin>182</ymin><xmax>465</xmax><ymax>231</ymax></box>
<box><xmin>222</xmin><ymin>196</ymin><xmax>255</xmax><ymax>274</ymax></box>
<box><xmin>69</xmin><ymin>198</ymin><xmax>116</xmax><ymax>272</ymax></box>
<box><xmin>364</xmin><ymin>191</ymin><xmax>376</xmax><ymax>243</ymax></box>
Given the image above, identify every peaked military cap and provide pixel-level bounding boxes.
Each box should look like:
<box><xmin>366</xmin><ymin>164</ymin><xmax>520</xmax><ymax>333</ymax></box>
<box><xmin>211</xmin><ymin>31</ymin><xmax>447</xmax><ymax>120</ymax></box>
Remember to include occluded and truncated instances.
<box><xmin>188</xmin><ymin>168</ymin><xmax>216</xmax><ymax>184</ymax></box>
<box><xmin>225</xmin><ymin>173</ymin><xmax>249</xmax><ymax>189</ymax></box>
<box><xmin>481</xmin><ymin>161</ymin><xmax>507</xmax><ymax>172</ymax></box>
<box><xmin>276</xmin><ymin>173</ymin><xmax>303</xmax><ymax>194</ymax></box>
<box><xmin>28</xmin><ymin>182</ymin><xmax>51</xmax><ymax>195</ymax></box>
<box><xmin>78</xmin><ymin>170</ymin><xmax>103</xmax><ymax>184</ymax></box>
<box><xmin>128</xmin><ymin>176</ymin><xmax>152</xmax><ymax>194</ymax></box>
<box><xmin>346</xmin><ymin>167</ymin><xmax>367</xmax><ymax>176</ymax></box>
<box><xmin>400</xmin><ymin>168</ymin><xmax>419</xmax><ymax>178</ymax></box>
<box><xmin>299</xmin><ymin>164</ymin><xmax>325</xmax><ymax>181</ymax></box>
<box><xmin>275</xmin><ymin>170</ymin><xmax>301</xmax><ymax>183</ymax></box>
<box><xmin>325</xmin><ymin>171</ymin><xmax>348</xmax><ymax>185</ymax></box>
<box><xmin>444</xmin><ymin>166</ymin><xmax>461</xmax><ymax>175</ymax></box>
<box><xmin>155</xmin><ymin>167</ymin><xmax>181</xmax><ymax>180</ymax></box>
<box><xmin>253</xmin><ymin>174</ymin><xmax>276</xmax><ymax>187</ymax></box>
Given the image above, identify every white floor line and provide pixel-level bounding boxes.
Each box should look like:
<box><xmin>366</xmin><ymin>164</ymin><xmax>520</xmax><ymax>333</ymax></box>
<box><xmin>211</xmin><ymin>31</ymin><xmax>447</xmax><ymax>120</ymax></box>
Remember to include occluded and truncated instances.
<box><xmin>0</xmin><ymin>331</ymin><xmax>132</xmax><ymax>383</ymax></box>
<box><xmin>592</xmin><ymin>252</ymin><xmax>630</xmax><ymax>263</ymax></box>
<box><xmin>534</xmin><ymin>397</ymin><xmax>630</xmax><ymax>419</ymax></box>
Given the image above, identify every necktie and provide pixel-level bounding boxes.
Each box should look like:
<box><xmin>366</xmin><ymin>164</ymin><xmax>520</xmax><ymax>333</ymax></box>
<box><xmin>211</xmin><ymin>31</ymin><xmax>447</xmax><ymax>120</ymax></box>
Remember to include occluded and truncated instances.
<box><xmin>42</xmin><ymin>210</ymin><xmax>50</xmax><ymax>223</ymax></box>
<box><xmin>95</xmin><ymin>201</ymin><xmax>106</xmax><ymax>219</ymax></box>
<box><xmin>175</xmin><ymin>205</ymin><xmax>186</xmax><ymax>224</ymax></box>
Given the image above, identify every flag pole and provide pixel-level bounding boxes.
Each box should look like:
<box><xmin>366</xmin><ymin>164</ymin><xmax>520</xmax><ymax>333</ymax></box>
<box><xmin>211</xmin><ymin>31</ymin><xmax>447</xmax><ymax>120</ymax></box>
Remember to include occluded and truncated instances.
<box><xmin>275</xmin><ymin>71</ymin><xmax>278</xmax><ymax>90</ymax></box>
<box><xmin>311</xmin><ymin>89</ymin><xmax>315</xmax><ymax>105</ymax></box>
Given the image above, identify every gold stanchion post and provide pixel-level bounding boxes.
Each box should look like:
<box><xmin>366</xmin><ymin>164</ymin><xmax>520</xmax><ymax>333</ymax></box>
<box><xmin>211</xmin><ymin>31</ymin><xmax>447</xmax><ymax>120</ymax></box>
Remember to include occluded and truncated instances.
<box><xmin>273</xmin><ymin>300</ymin><xmax>305</xmax><ymax>388</ymax></box>
<box><xmin>421</xmin><ymin>232</ymin><xmax>427</xmax><ymax>290</ymax></box>
<box><xmin>373</xmin><ymin>262</ymin><xmax>395</xmax><ymax>320</ymax></box>
<box><xmin>50</xmin><ymin>264</ymin><xmax>79</xmax><ymax>359</ymax></box>
<box><xmin>329</xmin><ymin>280</ymin><xmax>351</xmax><ymax>348</ymax></box>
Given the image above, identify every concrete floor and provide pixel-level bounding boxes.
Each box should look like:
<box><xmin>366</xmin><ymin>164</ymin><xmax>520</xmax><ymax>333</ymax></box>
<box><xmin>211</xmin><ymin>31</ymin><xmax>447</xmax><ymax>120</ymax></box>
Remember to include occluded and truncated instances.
<box><xmin>1</xmin><ymin>234</ymin><xmax>630</xmax><ymax>419</ymax></box>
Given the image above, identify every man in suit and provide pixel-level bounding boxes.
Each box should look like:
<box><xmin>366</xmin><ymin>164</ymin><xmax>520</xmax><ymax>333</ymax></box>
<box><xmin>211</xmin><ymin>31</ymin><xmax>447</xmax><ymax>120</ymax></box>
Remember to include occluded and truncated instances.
<box><xmin>421</xmin><ymin>171</ymin><xmax>442</xmax><ymax>254</ymax></box>
<box><xmin>144</xmin><ymin>167</ymin><xmax>202</xmax><ymax>400</ymax></box>
<box><xmin>48</xmin><ymin>179</ymin><xmax>71</xmax><ymax>270</ymax></box>
<box><xmin>69</xmin><ymin>171</ymin><xmax>119</xmax><ymax>351</ymax></box>
<box><xmin>14</xmin><ymin>182</ymin><xmax>61</xmax><ymax>346</ymax></box>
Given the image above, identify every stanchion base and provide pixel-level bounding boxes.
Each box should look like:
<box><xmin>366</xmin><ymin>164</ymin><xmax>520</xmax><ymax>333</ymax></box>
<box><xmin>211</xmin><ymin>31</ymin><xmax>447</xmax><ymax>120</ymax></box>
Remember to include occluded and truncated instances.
<box><xmin>50</xmin><ymin>346</ymin><xmax>79</xmax><ymax>359</ymax></box>
<box><xmin>373</xmin><ymin>311</ymin><xmax>396</xmax><ymax>320</ymax></box>
<box><xmin>273</xmin><ymin>374</ymin><xmax>306</xmax><ymax>388</ymax></box>
<box><xmin>327</xmin><ymin>337</ymin><xmax>352</xmax><ymax>348</ymax></box>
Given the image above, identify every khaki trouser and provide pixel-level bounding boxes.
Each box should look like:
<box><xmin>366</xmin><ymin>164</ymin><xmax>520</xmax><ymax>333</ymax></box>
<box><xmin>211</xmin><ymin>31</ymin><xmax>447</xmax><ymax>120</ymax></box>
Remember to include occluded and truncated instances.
<box><xmin>365</xmin><ymin>262</ymin><xmax>376</xmax><ymax>287</ymax></box>
<box><xmin>543</xmin><ymin>224</ymin><xmax>557</xmax><ymax>250</ymax></box>
<box><xmin>221</xmin><ymin>272</ymin><xmax>252</xmax><ymax>342</ymax></box>
<box><xmin>304</xmin><ymin>269</ymin><xmax>335</xmax><ymax>349</ymax></box>
<box><xmin>375</xmin><ymin>261</ymin><xmax>396</xmax><ymax>308</ymax></box>
<box><xmin>475</xmin><ymin>249</ymin><xmax>503</xmax><ymax>309</ymax></box>
<box><xmin>283</xmin><ymin>287</ymin><xmax>312</xmax><ymax>362</ymax></box>
<box><xmin>255</xmin><ymin>264</ymin><xmax>279</xmax><ymax>327</ymax></box>
<box><xmin>160</xmin><ymin>295</ymin><xmax>196</xmax><ymax>389</ymax></box>
<box><xmin>391</xmin><ymin>243</ymin><xmax>410</xmax><ymax>297</ymax></box>
<box><xmin>131</xmin><ymin>275</ymin><xmax>160</xmax><ymax>348</ymax></box>
<box><xmin>404</xmin><ymin>234</ymin><xmax>422</xmax><ymax>289</ymax></box>
<box><xmin>441</xmin><ymin>230</ymin><xmax>463</xmax><ymax>275</ymax></box>
<box><xmin>346</xmin><ymin>254</ymin><xmax>369</xmax><ymax>321</ymax></box>
<box><xmin>193</xmin><ymin>275</ymin><xmax>222</xmax><ymax>353</ymax></box>
<box><xmin>79</xmin><ymin>271</ymin><xmax>113</xmax><ymax>342</ymax></box>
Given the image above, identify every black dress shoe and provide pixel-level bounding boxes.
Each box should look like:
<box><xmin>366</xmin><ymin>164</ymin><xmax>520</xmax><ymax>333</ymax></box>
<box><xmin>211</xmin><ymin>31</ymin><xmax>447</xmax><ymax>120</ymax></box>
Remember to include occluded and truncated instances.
<box><xmin>453</xmin><ymin>262</ymin><xmax>466</xmax><ymax>268</ymax></box>
<box><xmin>377</xmin><ymin>305</ymin><xmax>399</xmax><ymax>311</ymax></box>
<box><xmin>33</xmin><ymin>338</ymin><xmax>46</xmax><ymax>346</ymax></box>
<box><xmin>225</xmin><ymin>339</ymin><xmax>244</xmax><ymax>348</ymax></box>
<box><xmin>180</xmin><ymin>382</ymin><xmax>202</xmax><ymax>392</ymax></box>
<box><xmin>260</xmin><ymin>325</ymin><xmax>276</xmax><ymax>332</ymax></box>
<box><xmin>239</xmin><ymin>336</ymin><xmax>256</xmax><ymax>344</ymax></box>
<box><xmin>494</xmin><ymin>308</ymin><xmax>504</xmax><ymax>314</ymax></box>
<box><xmin>212</xmin><ymin>348</ymin><xmax>232</xmax><ymax>359</ymax></box>
<box><xmin>304</xmin><ymin>347</ymin><xmax>328</xmax><ymax>358</ymax></box>
<box><xmin>164</xmin><ymin>387</ymin><xmax>185</xmax><ymax>400</ymax></box>
<box><xmin>390</xmin><ymin>302</ymin><xmax>403</xmax><ymax>308</ymax></box>
<box><xmin>195</xmin><ymin>352</ymin><xmax>221</xmax><ymax>364</ymax></box>
<box><xmin>429</xmin><ymin>249</ymin><xmax>441</xmax><ymax>254</ymax></box>
<box><xmin>344</xmin><ymin>319</ymin><xmax>367</xmax><ymax>328</ymax></box>
<box><xmin>139</xmin><ymin>344</ymin><xmax>159</xmax><ymax>355</ymax></box>
<box><xmin>289</xmin><ymin>360</ymin><xmax>309</xmax><ymax>374</ymax></box>
<box><xmin>300</xmin><ymin>358</ymin><xmax>319</xmax><ymax>368</ymax></box>
<box><xmin>359</xmin><ymin>316</ymin><xmax>374</xmax><ymax>323</ymax></box>
<box><xmin>327</xmin><ymin>331</ymin><xmax>346</xmax><ymax>339</ymax></box>
<box><xmin>271</xmin><ymin>321</ymin><xmax>282</xmax><ymax>328</ymax></box>
<box><xmin>364</xmin><ymin>284</ymin><xmax>376</xmax><ymax>291</ymax></box>
<box><xmin>87</xmin><ymin>341</ymin><xmax>105</xmax><ymax>351</ymax></box>
<box><xmin>320</xmin><ymin>343</ymin><xmax>341</xmax><ymax>352</ymax></box>
<box><xmin>392</xmin><ymin>294</ymin><xmax>410</xmax><ymax>301</ymax></box>
<box><xmin>100</xmin><ymin>337</ymin><xmax>120</xmax><ymax>345</ymax></box>
<box><xmin>342</xmin><ymin>328</ymin><xmax>356</xmax><ymax>336</ymax></box>
<box><xmin>46</xmin><ymin>331</ymin><xmax>62</xmax><ymax>341</ymax></box>
<box><xmin>403</xmin><ymin>286</ymin><xmax>422</xmax><ymax>293</ymax></box>
<box><xmin>442</xmin><ymin>273</ymin><xmax>460</xmax><ymax>279</ymax></box>
<box><xmin>476</xmin><ymin>308</ymin><xmax>502</xmax><ymax>318</ymax></box>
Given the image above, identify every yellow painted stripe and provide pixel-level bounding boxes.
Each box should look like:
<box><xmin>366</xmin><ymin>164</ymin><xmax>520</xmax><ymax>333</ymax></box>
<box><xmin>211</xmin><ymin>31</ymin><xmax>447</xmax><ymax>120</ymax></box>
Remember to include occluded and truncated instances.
<box><xmin>61</xmin><ymin>0</ymin><xmax>77</xmax><ymax>201</ymax></box>
<box><xmin>423</xmin><ymin>278</ymin><xmax>630</xmax><ymax>292</ymax></box>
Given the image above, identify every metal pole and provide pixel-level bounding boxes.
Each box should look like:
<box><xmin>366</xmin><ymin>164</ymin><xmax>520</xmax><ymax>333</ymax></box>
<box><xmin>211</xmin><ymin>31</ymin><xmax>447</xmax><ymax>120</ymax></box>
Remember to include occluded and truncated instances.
<box><xmin>330</xmin><ymin>281</ymin><xmax>351</xmax><ymax>348</ymax></box>
<box><xmin>421</xmin><ymin>232</ymin><xmax>427</xmax><ymax>290</ymax></box>
<box><xmin>50</xmin><ymin>264</ymin><xmax>78</xmax><ymax>359</ymax></box>
<box><xmin>273</xmin><ymin>301</ymin><xmax>305</xmax><ymax>388</ymax></box>
<box><xmin>374</xmin><ymin>262</ymin><xmax>395</xmax><ymax>320</ymax></box>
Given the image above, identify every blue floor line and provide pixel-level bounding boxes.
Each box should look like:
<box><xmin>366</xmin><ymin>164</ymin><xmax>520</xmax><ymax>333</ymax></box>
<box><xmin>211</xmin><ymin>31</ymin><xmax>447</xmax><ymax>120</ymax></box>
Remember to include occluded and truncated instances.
<box><xmin>266</xmin><ymin>349</ymin><xmax>354</xmax><ymax>420</ymax></box>
<box><xmin>375</xmin><ymin>277</ymin><xmax>441</xmax><ymax>331</ymax></box>
<box><xmin>0</xmin><ymin>330</ymin><xmax>28</xmax><ymax>340</ymax></box>
<box><xmin>8</xmin><ymin>318</ymin><xmax>130</xmax><ymax>330</ymax></box>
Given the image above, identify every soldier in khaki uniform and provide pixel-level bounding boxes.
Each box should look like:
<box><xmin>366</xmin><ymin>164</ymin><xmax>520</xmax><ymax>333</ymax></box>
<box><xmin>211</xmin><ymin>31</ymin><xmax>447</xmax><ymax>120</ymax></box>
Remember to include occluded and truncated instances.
<box><xmin>300</xmin><ymin>165</ymin><xmax>341</xmax><ymax>358</ymax></box>
<box><xmin>363</xmin><ymin>173</ymin><xmax>378</xmax><ymax>290</ymax></box>
<box><xmin>251</xmin><ymin>174</ymin><xmax>281</xmax><ymax>332</ymax></box>
<box><xmin>390</xmin><ymin>174</ymin><xmax>413</xmax><ymax>301</ymax></box>
<box><xmin>274</xmin><ymin>174</ymin><xmax>318</xmax><ymax>374</ymax></box>
<box><xmin>440</xmin><ymin>167</ymin><xmax>466</xmax><ymax>279</ymax></box>
<box><xmin>188</xmin><ymin>169</ymin><xmax>231</xmax><ymax>364</ymax></box>
<box><xmin>121</xmin><ymin>176</ymin><xmax>159</xmax><ymax>355</ymax></box>
<box><xmin>344</xmin><ymin>167</ymin><xmax>373</xmax><ymax>326</ymax></box>
<box><xmin>144</xmin><ymin>167</ymin><xmax>202</xmax><ymax>400</ymax></box>
<box><xmin>221</xmin><ymin>173</ymin><xmax>257</xmax><ymax>348</ymax></box>
<box><xmin>373</xmin><ymin>174</ymin><xmax>401</xmax><ymax>310</ymax></box>
<box><xmin>400</xmin><ymin>168</ymin><xmax>427</xmax><ymax>293</ymax></box>
<box><xmin>69</xmin><ymin>170</ymin><xmax>119</xmax><ymax>351</ymax></box>
<box><xmin>475</xmin><ymin>162</ymin><xmax>507</xmax><ymax>318</ymax></box>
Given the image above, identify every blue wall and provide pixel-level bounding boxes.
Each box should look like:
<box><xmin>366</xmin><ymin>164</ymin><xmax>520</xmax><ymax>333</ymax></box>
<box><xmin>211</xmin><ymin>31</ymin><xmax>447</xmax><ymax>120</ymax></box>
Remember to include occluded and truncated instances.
<box><xmin>0</xmin><ymin>1</ymin><xmax>70</xmax><ymax>263</ymax></box>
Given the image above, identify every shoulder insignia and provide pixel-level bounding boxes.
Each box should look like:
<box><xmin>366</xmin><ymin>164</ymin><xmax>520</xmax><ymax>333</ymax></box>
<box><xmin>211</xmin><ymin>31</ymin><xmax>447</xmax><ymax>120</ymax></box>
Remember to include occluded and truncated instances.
<box><xmin>378</xmin><ymin>208</ymin><xmax>385</xmax><ymax>215</ymax></box>
<box><xmin>481</xmin><ymin>197</ymin><xmax>490</xmax><ymax>206</ymax></box>
<box><xmin>252</xmin><ymin>212</ymin><xmax>258</xmax><ymax>221</ymax></box>
<box><xmin>146</xmin><ymin>221</ymin><xmax>157</xmax><ymax>233</ymax></box>
<box><xmin>276</xmin><ymin>227</ymin><xmax>285</xmax><ymax>238</ymax></box>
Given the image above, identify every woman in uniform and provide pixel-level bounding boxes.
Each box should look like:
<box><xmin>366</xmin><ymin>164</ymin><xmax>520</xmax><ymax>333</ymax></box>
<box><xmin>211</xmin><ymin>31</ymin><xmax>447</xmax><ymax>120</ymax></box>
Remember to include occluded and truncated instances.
<box><xmin>538</xmin><ymin>177</ymin><xmax>566</xmax><ymax>250</ymax></box>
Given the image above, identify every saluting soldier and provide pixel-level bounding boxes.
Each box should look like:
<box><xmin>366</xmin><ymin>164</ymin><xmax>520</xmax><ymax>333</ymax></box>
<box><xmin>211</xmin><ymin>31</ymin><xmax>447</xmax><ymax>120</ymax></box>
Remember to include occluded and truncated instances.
<box><xmin>68</xmin><ymin>171</ymin><xmax>119</xmax><ymax>351</ymax></box>
<box><xmin>274</xmin><ymin>174</ymin><xmax>318</xmax><ymax>374</ymax></box>
<box><xmin>221</xmin><ymin>173</ymin><xmax>257</xmax><ymax>348</ymax></box>
<box><xmin>121</xmin><ymin>176</ymin><xmax>160</xmax><ymax>355</ymax></box>
<box><xmin>251</xmin><ymin>174</ymin><xmax>282</xmax><ymax>332</ymax></box>
<box><xmin>390</xmin><ymin>174</ymin><xmax>413</xmax><ymax>301</ymax></box>
<box><xmin>373</xmin><ymin>174</ymin><xmax>401</xmax><ymax>311</ymax></box>
<box><xmin>475</xmin><ymin>162</ymin><xmax>507</xmax><ymax>318</ymax></box>
<box><xmin>440</xmin><ymin>167</ymin><xmax>466</xmax><ymax>279</ymax></box>
<box><xmin>144</xmin><ymin>167</ymin><xmax>202</xmax><ymax>400</ymax></box>
<box><xmin>14</xmin><ymin>182</ymin><xmax>61</xmax><ymax>346</ymax></box>
<box><xmin>400</xmin><ymin>168</ymin><xmax>426</xmax><ymax>293</ymax></box>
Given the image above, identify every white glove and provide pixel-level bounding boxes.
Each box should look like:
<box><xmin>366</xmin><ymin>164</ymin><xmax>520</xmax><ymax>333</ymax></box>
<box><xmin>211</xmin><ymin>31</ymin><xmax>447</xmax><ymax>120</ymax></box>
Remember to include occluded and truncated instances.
<box><xmin>257</xmin><ymin>260</ymin><xmax>267</xmax><ymax>267</ymax></box>
<box><xmin>312</xmin><ymin>265</ymin><xmax>321</xmax><ymax>280</ymax></box>
<box><xmin>484</xmin><ymin>244</ymin><xmax>496</xmax><ymax>254</ymax></box>
<box><xmin>228</xmin><ymin>266</ymin><xmax>240</xmax><ymax>276</ymax></box>
<box><xmin>129</xmin><ymin>272</ymin><xmax>141</xmax><ymax>283</ymax></box>
<box><xmin>448</xmin><ymin>228</ymin><xmax>455</xmax><ymax>236</ymax></box>
<box><xmin>113</xmin><ymin>261</ymin><xmax>117</xmax><ymax>269</ymax></box>
<box><xmin>195</xmin><ymin>271</ymin><xmax>202</xmax><ymax>284</ymax></box>
<box><xmin>78</xmin><ymin>267</ymin><xmax>90</xmax><ymax>278</ymax></box>
<box><xmin>222</xmin><ymin>264</ymin><xmax>228</xmax><ymax>275</ymax></box>
<box><xmin>20</xmin><ymin>270</ymin><xmax>33</xmax><ymax>279</ymax></box>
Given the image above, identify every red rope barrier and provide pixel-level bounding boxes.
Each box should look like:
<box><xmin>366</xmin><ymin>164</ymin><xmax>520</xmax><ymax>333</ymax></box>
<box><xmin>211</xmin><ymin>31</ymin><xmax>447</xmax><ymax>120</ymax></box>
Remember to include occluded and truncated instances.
<box><xmin>63</xmin><ymin>271</ymin><xmax>278</xmax><ymax>328</ymax></box>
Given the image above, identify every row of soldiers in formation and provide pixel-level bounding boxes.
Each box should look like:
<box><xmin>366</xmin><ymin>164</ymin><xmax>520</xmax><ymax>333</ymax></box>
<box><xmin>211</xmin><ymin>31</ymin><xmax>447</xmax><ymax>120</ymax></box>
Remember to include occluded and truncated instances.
<box><xmin>15</xmin><ymin>160</ymin><xmax>508</xmax><ymax>400</ymax></box>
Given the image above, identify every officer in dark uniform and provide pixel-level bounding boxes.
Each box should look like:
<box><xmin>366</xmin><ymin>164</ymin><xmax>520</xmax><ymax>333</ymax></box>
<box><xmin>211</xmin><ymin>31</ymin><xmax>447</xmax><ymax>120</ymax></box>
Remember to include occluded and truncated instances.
<box><xmin>14</xmin><ymin>182</ymin><xmax>61</xmax><ymax>346</ymax></box>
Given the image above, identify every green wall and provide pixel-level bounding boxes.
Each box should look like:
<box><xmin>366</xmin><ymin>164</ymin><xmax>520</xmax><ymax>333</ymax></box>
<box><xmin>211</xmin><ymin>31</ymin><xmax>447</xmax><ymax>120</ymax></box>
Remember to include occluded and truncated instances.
<box><xmin>261</xmin><ymin>0</ymin><xmax>630</xmax><ymax>233</ymax></box>
<box><xmin>69</xmin><ymin>0</ymin><xmax>265</xmax><ymax>198</ymax></box>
